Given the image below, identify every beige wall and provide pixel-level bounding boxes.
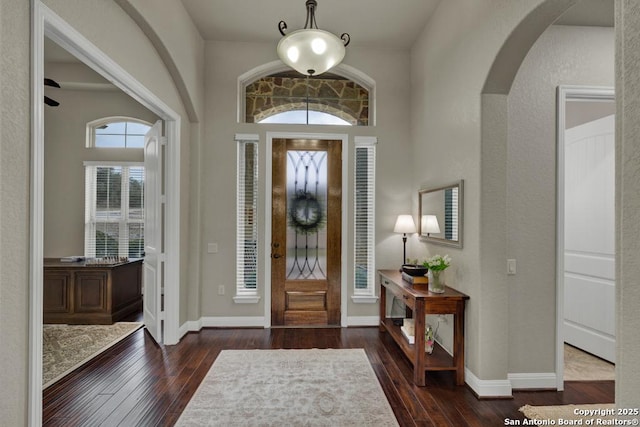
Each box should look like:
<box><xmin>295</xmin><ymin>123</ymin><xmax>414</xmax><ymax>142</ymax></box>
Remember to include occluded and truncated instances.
<box><xmin>411</xmin><ymin>0</ymin><xmax>640</xmax><ymax>405</ymax></box>
<box><xmin>200</xmin><ymin>41</ymin><xmax>413</xmax><ymax>320</ymax></box>
<box><xmin>615</xmin><ymin>0</ymin><xmax>640</xmax><ymax>409</ymax></box>
<box><xmin>43</xmin><ymin>62</ymin><xmax>159</xmax><ymax>257</ymax></box>
<box><xmin>506</xmin><ymin>25</ymin><xmax>614</xmax><ymax>374</ymax></box>
<box><xmin>0</xmin><ymin>0</ymin><xmax>31</xmax><ymax>424</ymax></box>
<box><xmin>410</xmin><ymin>0</ymin><xmax>550</xmax><ymax>381</ymax></box>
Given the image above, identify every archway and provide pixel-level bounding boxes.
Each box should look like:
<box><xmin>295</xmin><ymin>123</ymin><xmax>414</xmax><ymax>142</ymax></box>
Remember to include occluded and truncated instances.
<box><xmin>480</xmin><ymin>0</ymin><xmax>605</xmax><ymax>392</ymax></box>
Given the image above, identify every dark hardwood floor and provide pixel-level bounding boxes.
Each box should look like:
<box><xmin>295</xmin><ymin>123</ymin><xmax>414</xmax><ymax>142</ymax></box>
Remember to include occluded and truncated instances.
<box><xmin>43</xmin><ymin>321</ymin><xmax>614</xmax><ymax>426</ymax></box>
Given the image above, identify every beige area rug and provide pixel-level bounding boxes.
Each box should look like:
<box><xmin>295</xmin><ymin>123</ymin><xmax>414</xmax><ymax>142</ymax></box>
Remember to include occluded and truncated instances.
<box><xmin>43</xmin><ymin>322</ymin><xmax>143</xmax><ymax>388</ymax></box>
<box><xmin>520</xmin><ymin>404</ymin><xmax>616</xmax><ymax>423</ymax></box>
<box><xmin>564</xmin><ymin>344</ymin><xmax>615</xmax><ymax>381</ymax></box>
<box><xmin>176</xmin><ymin>349</ymin><xmax>399</xmax><ymax>427</ymax></box>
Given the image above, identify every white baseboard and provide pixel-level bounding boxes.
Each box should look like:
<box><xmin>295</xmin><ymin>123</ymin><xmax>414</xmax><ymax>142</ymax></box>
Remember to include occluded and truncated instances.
<box><xmin>508</xmin><ymin>372</ymin><xmax>557</xmax><ymax>390</ymax></box>
<box><xmin>347</xmin><ymin>316</ymin><xmax>379</xmax><ymax>326</ymax></box>
<box><xmin>465</xmin><ymin>368</ymin><xmax>513</xmax><ymax>398</ymax></box>
<box><xmin>201</xmin><ymin>316</ymin><xmax>266</xmax><ymax>328</ymax></box>
<box><xmin>179</xmin><ymin>317</ymin><xmax>266</xmax><ymax>335</ymax></box>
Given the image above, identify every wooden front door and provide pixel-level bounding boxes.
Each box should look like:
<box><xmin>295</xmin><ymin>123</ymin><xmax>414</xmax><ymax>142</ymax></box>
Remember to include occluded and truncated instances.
<box><xmin>271</xmin><ymin>138</ymin><xmax>341</xmax><ymax>326</ymax></box>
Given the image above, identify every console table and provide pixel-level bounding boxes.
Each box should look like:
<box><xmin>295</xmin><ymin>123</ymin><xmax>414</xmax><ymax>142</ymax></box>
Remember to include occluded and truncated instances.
<box><xmin>44</xmin><ymin>258</ymin><xmax>143</xmax><ymax>324</ymax></box>
<box><xmin>378</xmin><ymin>269</ymin><xmax>469</xmax><ymax>386</ymax></box>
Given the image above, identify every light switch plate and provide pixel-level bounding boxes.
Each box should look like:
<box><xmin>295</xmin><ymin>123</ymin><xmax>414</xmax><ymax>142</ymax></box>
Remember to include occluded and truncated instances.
<box><xmin>208</xmin><ymin>243</ymin><xmax>219</xmax><ymax>253</ymax></box>
<box><xmin>507</xmin><ymin>259</ymin><xmax>517</xmax><ymax>275</ymax></box>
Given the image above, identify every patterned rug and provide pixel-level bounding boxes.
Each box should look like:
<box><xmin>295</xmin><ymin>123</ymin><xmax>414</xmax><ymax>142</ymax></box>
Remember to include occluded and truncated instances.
<box><xmin>43</xmin><ymin>322</ymin><xmax>143</xmax><ymax>388</ymax></box>
<box><xmin>175</xmin><ymin>349</ymin><xmax>399</xmax><ymax>426</ymax></box>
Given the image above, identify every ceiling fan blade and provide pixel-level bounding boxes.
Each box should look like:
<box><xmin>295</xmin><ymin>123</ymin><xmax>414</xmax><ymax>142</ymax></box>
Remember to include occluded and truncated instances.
<box><xmin>44</xmin><ymin>95</ymin><xmax>59</xmax><ymax>107</ymax></box>
<box><xmin>44</xmin><ymin>78</ymin><xmax>61</xmax><ymax>88</ymax></box>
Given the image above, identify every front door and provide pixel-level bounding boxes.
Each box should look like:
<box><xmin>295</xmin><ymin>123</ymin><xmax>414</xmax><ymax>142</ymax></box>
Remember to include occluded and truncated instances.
<box><xmin>271</xmin><ymin>138</ymin><xmax>342</xmax><ymax>326</ymax></box>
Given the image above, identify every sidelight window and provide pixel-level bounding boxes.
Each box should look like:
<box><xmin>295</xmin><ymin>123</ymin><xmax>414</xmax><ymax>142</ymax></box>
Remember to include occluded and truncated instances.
<box><xmin>353</xmin><ymin>137</ymin><xmax>376</xmax><ymax>297</ymax></box>
<box><xmin>235</xmin><ymin>135</ymin><xmax>260</xmax><ymax>303</ymax></box>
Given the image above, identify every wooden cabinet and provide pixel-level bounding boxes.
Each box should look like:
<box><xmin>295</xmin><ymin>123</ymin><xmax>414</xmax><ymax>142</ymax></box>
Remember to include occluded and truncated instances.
<box><xmin>43</xmin><ymin>258</ymin><xmax>143</xmax><ymax>324</ymax></box>
<box><xmin>378</xmin><ymin>269</ymin><xmax>469</xmax><ymax>386</ymax></box>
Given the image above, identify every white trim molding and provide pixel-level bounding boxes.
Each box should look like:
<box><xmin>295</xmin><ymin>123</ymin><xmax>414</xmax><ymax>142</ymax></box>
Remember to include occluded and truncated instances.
<box><xmin>350</xmin><ymin>295</ymin><xmax>379</xmax><ymax>304</ymax></box>
<box><xmin>346</xmin><ymin>316</ymin><xmax>380</xmax><ymax>327</ymax></box>
<box><xmin>199</xmin><ymin>317</ymin><xmax>266</xmax><ymax>329</ymax></box>
<box><xmin>233</xmin><ymin>296</ymin><xmax>261</xmax><ymax>304</ymax></box>
<box><xmin>508</xmin><ymin>372</ymin><xmax>557</xmax><ymax>390</ymax></box>
<box><xmin>465</xmin><ymin>368</ymin><xmax>513</xmax><ymax>398</ymax></box>
<box><xmin>555</xmin><ymin>85</ymin><xmax>615</xmax><ymax>391</ymax></box>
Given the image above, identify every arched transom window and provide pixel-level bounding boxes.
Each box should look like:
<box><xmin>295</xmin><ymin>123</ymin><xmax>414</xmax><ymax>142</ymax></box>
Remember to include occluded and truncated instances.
<box><xmin>87</xmin><ymin>117</ymin><xmax>152</xmax><ymax>148</ymax></box>
<box><xmin>245</xmin><ymin>71</ymin><xmax>369</xmax><ymax>126</ymax></box>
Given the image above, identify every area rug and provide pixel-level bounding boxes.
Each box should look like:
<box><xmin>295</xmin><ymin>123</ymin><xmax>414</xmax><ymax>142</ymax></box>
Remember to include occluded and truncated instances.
<box><xmin>43</xmin><ymin>322</ymin><xmax>143</xmax><ymax>388</ymax></box>
<box><xmin>564</xmin><ymin>344</ymin><xmax>615</xmax><ymax>381</ymax></box>
<box><xmin>175</xmin><ymin>349</ymin><xmax>399</xmax><ymax>426</ymax></box>
<box><xmin>520</xmin><ymin>404</ymin><xmax>615</xmax><ymax>423</ymax></box>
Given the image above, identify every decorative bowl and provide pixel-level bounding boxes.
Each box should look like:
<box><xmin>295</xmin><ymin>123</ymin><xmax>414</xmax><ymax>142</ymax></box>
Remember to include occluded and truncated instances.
<box><xmin>402</xmin><ymin>264</ymin><xmax>428</xmax><ymax>277</ymax></box>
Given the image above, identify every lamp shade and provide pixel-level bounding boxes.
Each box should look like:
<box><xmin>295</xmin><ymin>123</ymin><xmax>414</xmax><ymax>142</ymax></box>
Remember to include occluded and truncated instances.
<box><xmin>394</xmin><ymin>215</ymin><xmax>416</xmax><ymax>234</ymax></box>
<box><xmin>277</xmin><ymin>29</ymin><xmax>346</xmax><ymax>76</ymax></box>
<box><xmin>422</xmin><ymin>215</ymin><xmax>441</xmax><ymax>235</ymax></box>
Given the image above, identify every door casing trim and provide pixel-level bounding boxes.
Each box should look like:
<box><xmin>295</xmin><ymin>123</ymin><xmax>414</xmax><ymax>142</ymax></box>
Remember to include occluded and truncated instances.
<box><xmin>265</xmin><ymin>132</ymin><xmax>349</xmax><ymax>328</ymax></box>
<box><xmin>555</xmin><ymin>85</ymin><xmax>615</xmax><ymax>391</ymax></box>
<box><xmin>30</xmin><ymin>3</ymin><xmax>181</xmax><ymax>424</ymax></box>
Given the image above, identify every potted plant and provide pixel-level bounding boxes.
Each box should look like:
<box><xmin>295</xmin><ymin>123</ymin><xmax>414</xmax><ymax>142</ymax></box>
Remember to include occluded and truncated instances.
<box><xmin>423</xmin><ymin>254</ymin><xmax>451</xmax><ymax>293</ymax></box>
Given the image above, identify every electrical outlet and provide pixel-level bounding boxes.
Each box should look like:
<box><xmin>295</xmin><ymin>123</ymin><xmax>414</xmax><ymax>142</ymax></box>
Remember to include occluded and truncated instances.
<box><xmin>218</xmin><ymin>285</ymin><xmax>225</xmax><ymax>295</ymax></box>
<box><xmin>208</xmin><ymin>243</ymin><xmax>219</xmax><ymax>254</ymax></box>
<box><xmin>507</xmin><ymin>259</ymin><xmax>517</xmax><ymax>275</ymax></box>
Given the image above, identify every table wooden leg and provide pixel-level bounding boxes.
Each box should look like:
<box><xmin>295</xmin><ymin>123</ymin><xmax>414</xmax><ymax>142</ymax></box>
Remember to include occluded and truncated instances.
<box><xmin>414</xmin><ymin>299</ymin><xmax>426</xmax><ymax>386</ymax></box>
<box><xmin>454</xmin><ymin>303</ymin><xmax>465</xmax><ymax>385</ymax></box>
<box><xmin>379</xmin><ymin>277</ymin><xmax>386</xmax><ymax>332</ymax></box>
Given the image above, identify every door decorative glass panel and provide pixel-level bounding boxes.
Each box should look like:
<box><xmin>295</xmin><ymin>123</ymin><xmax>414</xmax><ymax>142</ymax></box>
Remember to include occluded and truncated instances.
<box><xmin>286</xmin><ymin>150</ymin><xmax>328</xmax><ymax>280</ymax></box>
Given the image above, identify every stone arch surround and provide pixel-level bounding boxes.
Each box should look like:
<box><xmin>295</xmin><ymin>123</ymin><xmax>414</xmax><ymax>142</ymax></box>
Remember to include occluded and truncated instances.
<box><xmin>245</xmin><ymin>73</ymin><xmax>369</xmax><ymax>125</ymax></box>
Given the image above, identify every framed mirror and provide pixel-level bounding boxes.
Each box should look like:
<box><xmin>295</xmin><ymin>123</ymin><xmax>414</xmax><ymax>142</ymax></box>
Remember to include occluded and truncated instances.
<box><xmin>418</xmin><ymin>180</ymin><xmax>464</xmax><ymax>248</ymax></box>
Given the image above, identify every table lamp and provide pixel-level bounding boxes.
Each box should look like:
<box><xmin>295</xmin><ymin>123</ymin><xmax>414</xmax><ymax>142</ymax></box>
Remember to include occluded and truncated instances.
<box><xmin>394</xmin><ymin>214</ymin><xmax>416</xmax><ymax>266</ymax></box>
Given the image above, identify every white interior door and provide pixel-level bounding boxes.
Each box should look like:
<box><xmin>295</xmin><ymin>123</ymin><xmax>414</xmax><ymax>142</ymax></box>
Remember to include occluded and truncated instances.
<box><xmin>564</xmin><ymin>114</ymin><xmax>615</xmax><ymax>362</ymax></box>
<box><xmin>143</xmin><ymin>120</ymin><xmax>163</xmax><ymax>343</ymax></box>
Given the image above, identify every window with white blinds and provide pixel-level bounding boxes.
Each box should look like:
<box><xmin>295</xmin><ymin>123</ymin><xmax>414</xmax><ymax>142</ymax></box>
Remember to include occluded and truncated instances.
<box><xmin>84</xmin><ymin>162</ymin><xmax>145</xmax><ymax>258</ymax></box>
<box><xmin>354</xmin><ymin>139</ymin><xmax>376</xmax><ymax>295</ymax></box>
<box><xmin>235</xmin><ymin>136</ymin><xmax>259</xmax><ymax>301</ymax></box>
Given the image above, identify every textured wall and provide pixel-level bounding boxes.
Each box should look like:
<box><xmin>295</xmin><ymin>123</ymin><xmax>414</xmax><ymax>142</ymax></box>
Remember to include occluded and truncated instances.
<box><xmin>615</xmin><ymin>0</ymin><xmax>640</xmax><ymax>410</ymax></box>
<box><xmin>507</xmin><ymin>25</ymin><xmax>614</xmax><ymax>374</ymax></box>
<box><xmin>410</xmin><ymin>0</ymin><xmax>561</xmax><ymax>381</ymax></box>
<box><xmin>114</xmin><ymin>0</ymin><xmax>205</xmax><ymax>123</ymax></box>
<box><xmin>0</xmin><ymin>0</ymin><xmax>31</xmax><ymax>424</ymax></box>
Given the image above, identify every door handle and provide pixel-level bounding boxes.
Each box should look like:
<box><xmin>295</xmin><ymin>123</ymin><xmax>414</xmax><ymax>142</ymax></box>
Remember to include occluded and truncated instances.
<box><xmin>272</xmin><ymin>253</ymin><xmax>282</xmax><ymax>259</ymax></box>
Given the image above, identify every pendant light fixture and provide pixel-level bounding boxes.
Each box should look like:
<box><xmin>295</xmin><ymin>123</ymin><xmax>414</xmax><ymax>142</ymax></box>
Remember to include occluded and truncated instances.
<box><xmin>277</xmin><ymin>0</ymin><xmax>350</xmax><ymax>76</ymax></box>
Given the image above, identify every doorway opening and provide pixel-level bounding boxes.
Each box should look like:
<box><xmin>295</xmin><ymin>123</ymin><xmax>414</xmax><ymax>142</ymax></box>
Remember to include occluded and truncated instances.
<box><xmin>31</xmin><ymin>3</ymin><xmax>181</xmax><ymax>424</ymax></box>
<box><xmin>556</xmin><ymin>85</ymin><xmax>616</xmax><ymax>386</ymax></box>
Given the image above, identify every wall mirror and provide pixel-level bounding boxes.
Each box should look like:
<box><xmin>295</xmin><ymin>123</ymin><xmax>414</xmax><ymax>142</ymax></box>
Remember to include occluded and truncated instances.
<box><xmin>418</xmin><ymin>180</ymin><xmax>464</xmax><ymax>248</ymax></box>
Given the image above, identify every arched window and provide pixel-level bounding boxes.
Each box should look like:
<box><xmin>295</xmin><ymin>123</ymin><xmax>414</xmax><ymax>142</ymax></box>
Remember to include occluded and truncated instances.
<box><xmin>86</xmin><ymin>117</ymin><xmax>152</xmax><ymax>148</ymax></box>
<box><xmin>244</xmin><ymin>71</ymin><xmax>370</xmax><ymax>126</ymax></box>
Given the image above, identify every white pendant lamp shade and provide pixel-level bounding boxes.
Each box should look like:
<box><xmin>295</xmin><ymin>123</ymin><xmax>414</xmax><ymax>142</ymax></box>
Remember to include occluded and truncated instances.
<box><xmin>277</xmin><ymin>29</ymin><xmax>346</xmax><ymax>76</ymax></box>
<box><xmin>276</xmin><ymin>0</ymin><xmax>350</xmax><ymax>76</ymax></box>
